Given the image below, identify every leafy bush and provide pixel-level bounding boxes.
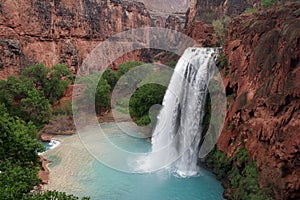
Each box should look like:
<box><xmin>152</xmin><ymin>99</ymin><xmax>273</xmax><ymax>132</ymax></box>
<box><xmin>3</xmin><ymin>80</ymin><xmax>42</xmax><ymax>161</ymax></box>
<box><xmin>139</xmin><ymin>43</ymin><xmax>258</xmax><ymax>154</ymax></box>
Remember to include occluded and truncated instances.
<box><xmin>77</xmin><ymin>73</ymin><xmax>111</xmax><ymax>114</ymax></box>
<box><xmin>101</xmin><ymin>68</ymin><xmax>118</xmax><ymax>90</ymax></box>
<box><xmin>0</xmin><ymin>161</ymin><xmax>41</xmax><ymax>200</ymax></box>
<box><xmin>21</xmin><ymin>89</ymin><xmax>51</xmax><ymax>126</ymax></box>
<box><xmin>21</xmin><ymin>64</ymin><xmax>73</xmax><ymax>103</ymax></box>
<box><xmin>243</xmin><ymin>7</ymin><xmax>259</xmax><ymax>14</ymax></box>
<box><xmin>135</xmin><ymin>115</ymin><xmax>151</xmax><ymax>126</ymax></box>
<box><xmin>0</xmin><ymin>104</ymin><xmax>44</xmax><ymax>165</ymax></box>
<box><xmin>129</xmin><ymin>84</ymin><xmax>166</xmax><ymax>118</ymax></box>
<box><xmin>262</xmin><ymin>0</ymin><xmax>279</xmax><ymax>8</ymax></box>
<box><xmin>23</xmin><ymin>190</ymin><xmax>90</xmax><ymax>200</ymax></box>
<box><xmin>164</xmin><ymin>61</ymin><xmax>177</xmax><ymax>68</ymax></box>
<box><xmin>0</xmin><ymin>64</ymin><xmax>73</xmax><ymax>126</ymax></box>
<box><xmin>117</xmin><ymin>61</ymin><xmax>144</xmax><ymax>77</ymax></box>
<box><xmin>212</xmin><ymin>16</ymin><xmax>231</xmax><ymax>45</ymax></box>
<box><xmin>217</xmin><ymin>53</ymin><xmax>228</xmax><ymax>70</ymax></box>
<box><xmin>0</xmin><ymin>104</ymin><xmax>44</xmax><ymax>199</ymax></box>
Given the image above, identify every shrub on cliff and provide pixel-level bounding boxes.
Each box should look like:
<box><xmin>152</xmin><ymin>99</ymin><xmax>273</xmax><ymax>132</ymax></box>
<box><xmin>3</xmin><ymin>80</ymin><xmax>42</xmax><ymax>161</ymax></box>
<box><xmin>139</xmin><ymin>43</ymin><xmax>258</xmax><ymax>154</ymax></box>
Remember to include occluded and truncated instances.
<box><xmin>212</xmin><ymin>16</ymin><xmax>231</xmax><ymax>45</ymax></box>
<box><xmin>262</xmin><ymin>0</ymin><xmax>279</xmax><ymax>8</ymax></box>
<box><xmin>205</xmin><ymin>146</ymin><xmax>274</xmax><ymax>200</ymax></box>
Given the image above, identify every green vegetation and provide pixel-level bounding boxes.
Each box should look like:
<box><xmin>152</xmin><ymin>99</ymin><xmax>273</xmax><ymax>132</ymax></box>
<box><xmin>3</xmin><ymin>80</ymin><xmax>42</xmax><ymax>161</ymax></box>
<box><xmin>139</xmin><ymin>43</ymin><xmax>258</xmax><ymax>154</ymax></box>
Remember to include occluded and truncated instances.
<box><xmin>77</xmin><ymin>72</ymin><xmax>111</xmax><ymax>114</ymax></box>
<box><xmin>21</xmin><ymin>64</ymin><xmax>73</xmax><ymax>103</ymax></box>
<box><xmin>0</xmin><ymin>64</ymin><xmax>88</xmax><ymax>199</ymax></box>
<box><xmin>129</xmin><ymin>84</ymin><xmax>166</xmax><ymax>126</ymax></box>
<box><xmin>262</xmin><ymin>0</ymin><xmax>280</xmax><ymax>8</ymax></box>
<box><xmin>164</xmin><ymin>61</ymin><xmax>177</xmax><ymax>68</ymax></box>
<box><xmin>77</xmin><ymin>61</ymin><xmax>168</xmax><ymax>126</ymax></box>
<box><xmin>101</xmin><ymin>69</ymin><xmax>118</xmax><ymax>90</ymax></box>
<box><xmin>0</xmin><ymin>64</ymin><xmax>73</xmax><ymax>127</ymax></box>
<box><xmin>0</xmin><ymin>104</ymin><xmax>43</xmax><ymax>199</ymax></box>
<box><xmin>212</xmin><ymin>16</ymin><xmax>231</xmax><ymax>45</ymax></box>
<box><xmin>243</xmin><ymin>7</ymin><xmax>259</xmax><ymax>14</ymax></box>
<box><xmin>117</xmin><ymin>61</ymin><xmax>145</xmax><ymax>77</ymax></box>
<box><xmin>217</xmin><ymin>53</ymin><xmax>228</xmax><ymax>70</ymax></box>
<box><xmin>23</xmin><ymin>191</ymin><xmax>90</xmax><ymax>200</ymax></box>
<box><xmin>205</xmin><ymin>146</ymin><xmax>274</xmax><ymax>200</ymax></box>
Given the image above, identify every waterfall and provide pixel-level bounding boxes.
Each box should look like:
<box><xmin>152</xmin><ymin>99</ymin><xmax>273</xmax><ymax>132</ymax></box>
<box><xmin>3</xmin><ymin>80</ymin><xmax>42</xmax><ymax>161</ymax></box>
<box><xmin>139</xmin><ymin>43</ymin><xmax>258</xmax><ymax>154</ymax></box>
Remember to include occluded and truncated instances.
<box><xmin>150</xmin><ymin>47</ymin><xmax>218</xmax><ymax>177</ymax></box>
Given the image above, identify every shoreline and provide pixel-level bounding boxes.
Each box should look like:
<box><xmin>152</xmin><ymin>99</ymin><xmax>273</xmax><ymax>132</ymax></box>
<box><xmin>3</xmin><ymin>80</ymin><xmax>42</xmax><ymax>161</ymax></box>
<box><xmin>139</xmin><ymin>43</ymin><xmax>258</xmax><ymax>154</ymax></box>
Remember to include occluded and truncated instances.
<box><xmin>41</xmin><ymin>134</ymin><xmax>94</xmax><ymax>196</ymax></box>
<box><xmin>38</xmin><ymin>155</ymin><xmax>50</xmax><ymax>185</ymax></box>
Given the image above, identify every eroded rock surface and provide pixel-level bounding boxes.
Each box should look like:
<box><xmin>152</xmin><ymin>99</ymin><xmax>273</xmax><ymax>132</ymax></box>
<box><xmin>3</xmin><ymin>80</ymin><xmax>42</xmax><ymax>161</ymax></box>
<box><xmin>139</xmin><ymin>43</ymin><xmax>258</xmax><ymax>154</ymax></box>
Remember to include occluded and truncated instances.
<box><xmin>218</xmin><ymin>2</ymin><xmax>300</xmax><ymax>199</ymax></box>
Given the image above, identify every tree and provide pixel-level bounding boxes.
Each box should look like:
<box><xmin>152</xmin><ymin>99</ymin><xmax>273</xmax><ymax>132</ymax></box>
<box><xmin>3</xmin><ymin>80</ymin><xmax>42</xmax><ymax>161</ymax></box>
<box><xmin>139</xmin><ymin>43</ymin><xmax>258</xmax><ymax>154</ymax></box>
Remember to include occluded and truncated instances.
<box><xmin>78</xmin><ymin>73</ymin><xmax>111</xmax><ymax>114</ymax></box>
<box><xmin>129</xmin><ymin>83</ymin><xmax>166</xmax><ymax>124</ymax></box>
<box><xmin>21</xmin><ymin>89</ymin><xmax>51</xmax><ymax>126</ymax></box>
<box><xmin>101</xmin><ymin>69</ymin><xmax>118</xmax><ymax>90</ymax></box>
<box><xmin>95</xmin><ymin>78</ymin><xmax>111</xmax><ymax>109</ymax></box>
<box><xmin>0</xmin><ymin>104</ymin><xmax>44</xmax><ymax>199</ymax></box>
<box><xmin>0</xmin><ymin>104</ymin><xmax>43</xmax><ymax>166</ymax></box>
<box><xmin>21</xmin><ymin>64</ymin><xmax>73</xmax><ymax>103</ymax></box>
<box><xmin>117</xmin><ymin>61</ymin><xmax>144</xmax><ymax>77</ymax></box>
<box><xmin>23</xmin><ymin>190</ymin><xmax>90</xmax><ymax>200</ymax></box>
<box><xmin>21</xmin><ymin>64</ymin><xmax>50</xmax><ymax>91</ymax></box>
<box><xmin>44</xmin><ymin>64</ymin><xmax>73</xmax><ymax>103</ymax></box>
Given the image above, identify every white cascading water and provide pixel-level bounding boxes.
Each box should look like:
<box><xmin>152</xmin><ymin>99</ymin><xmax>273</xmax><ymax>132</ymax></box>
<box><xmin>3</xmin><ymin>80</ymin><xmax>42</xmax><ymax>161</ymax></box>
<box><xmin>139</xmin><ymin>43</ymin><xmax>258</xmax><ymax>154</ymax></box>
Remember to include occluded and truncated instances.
<box><xmin>150</xmin><ymin>47</ymin><xmax>218</xmax><ymax>177</ymax></box>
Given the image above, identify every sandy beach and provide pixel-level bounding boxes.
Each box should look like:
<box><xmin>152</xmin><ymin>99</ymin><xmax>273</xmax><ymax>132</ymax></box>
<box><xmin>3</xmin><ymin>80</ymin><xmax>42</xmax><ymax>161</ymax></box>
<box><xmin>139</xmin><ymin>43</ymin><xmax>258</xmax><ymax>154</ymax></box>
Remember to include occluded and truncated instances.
<box><xmin>42</xmin><ymin>134</ymin><xmax>94</xmax><ymax>196</ymax></box>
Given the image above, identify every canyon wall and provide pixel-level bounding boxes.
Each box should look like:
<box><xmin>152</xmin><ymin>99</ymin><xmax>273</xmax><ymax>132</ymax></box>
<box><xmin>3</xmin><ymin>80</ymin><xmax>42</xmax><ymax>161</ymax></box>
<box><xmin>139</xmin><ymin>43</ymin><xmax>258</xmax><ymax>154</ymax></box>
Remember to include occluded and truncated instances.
<box><xmin>0</xmin><ymin>0</ymin><xmax>187</xmax><ymax>79</ymax></box>
<box><xmin>193</xmin><ymin>0</ymin><xmax>261</xmax><ymax>23</ymax></box>
<box><xmin>218</xmin><ymin>2</ymin><xmax>300</xmax><ymax>199</ymax></box>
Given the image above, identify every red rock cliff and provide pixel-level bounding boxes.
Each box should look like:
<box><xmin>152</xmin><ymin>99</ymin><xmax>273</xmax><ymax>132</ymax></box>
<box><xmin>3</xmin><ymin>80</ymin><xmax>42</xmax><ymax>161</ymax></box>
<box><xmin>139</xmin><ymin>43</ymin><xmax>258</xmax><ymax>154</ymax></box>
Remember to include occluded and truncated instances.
<box><xmin>0</xmin><ymin>0</ymin><xmax>187</xmax><ymax>79</ymax></box>
<box><xmin>218</xmin><ymin>2</ymin><xmax>300</xmax><ymax>199</ymax></box>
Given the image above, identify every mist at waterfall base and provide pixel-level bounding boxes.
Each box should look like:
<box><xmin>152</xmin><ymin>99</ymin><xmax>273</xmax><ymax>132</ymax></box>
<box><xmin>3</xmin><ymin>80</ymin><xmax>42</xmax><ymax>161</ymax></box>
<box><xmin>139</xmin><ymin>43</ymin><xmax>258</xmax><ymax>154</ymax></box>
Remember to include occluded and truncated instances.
<box><xmin>47</xmin><ymin>48</ymin><xmax>224</xmax><ymax>199</ymax></box>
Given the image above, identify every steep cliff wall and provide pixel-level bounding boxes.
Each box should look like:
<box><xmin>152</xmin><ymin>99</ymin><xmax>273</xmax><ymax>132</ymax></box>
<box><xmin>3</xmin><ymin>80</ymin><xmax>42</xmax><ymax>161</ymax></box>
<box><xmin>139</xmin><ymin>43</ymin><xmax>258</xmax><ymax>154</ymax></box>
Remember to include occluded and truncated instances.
<box><xmin>218</xmin><ymin>2</ymin><xmax>300</xmax><ymax>199</ymax></box>
<box><xmin>185</xmin><ymin>0</ymin><xmax>261</xmax><ymax>46</ymax></box>
<box><xmin>194</xmin><ymin>0</ymin><xmax>261</xmax><ymax>23</ymax></box>
<box><xmin>0</xmin><ymin>0</ymin><xmax>187</xmax><ymax>79</ymax></box>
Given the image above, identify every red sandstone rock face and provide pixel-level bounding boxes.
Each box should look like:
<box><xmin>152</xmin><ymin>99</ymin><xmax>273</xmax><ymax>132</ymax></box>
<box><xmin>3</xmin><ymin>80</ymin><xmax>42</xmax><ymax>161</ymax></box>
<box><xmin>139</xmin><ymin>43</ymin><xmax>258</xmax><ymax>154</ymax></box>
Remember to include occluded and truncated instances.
<box><xmin>0</xmin><ymin>0</ymin><xmax>187</xmax><ymax>79</ymax></box>
<box><xmin>194</xmin><ymin>0</ymin><xmax>261</xmax><ymax>23</ymax></box>
<box><xmin>184</xmin><ymin>21</ymin><xmax>217</xmax><ymax>46</ymax></box>
<box><xmin>218</xmin><ymin>2</ymin><xmax>300</xmax><ymax>199</ymax></box>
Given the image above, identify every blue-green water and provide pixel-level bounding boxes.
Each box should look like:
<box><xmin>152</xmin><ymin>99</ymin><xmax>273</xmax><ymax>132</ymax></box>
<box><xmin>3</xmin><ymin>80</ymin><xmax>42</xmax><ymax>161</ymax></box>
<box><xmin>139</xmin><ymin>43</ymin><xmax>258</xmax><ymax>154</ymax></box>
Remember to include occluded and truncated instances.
<box><xmin>73</xmin><ymin>123</ymin><xmax>224</xmax><ymax>200</ymax></box>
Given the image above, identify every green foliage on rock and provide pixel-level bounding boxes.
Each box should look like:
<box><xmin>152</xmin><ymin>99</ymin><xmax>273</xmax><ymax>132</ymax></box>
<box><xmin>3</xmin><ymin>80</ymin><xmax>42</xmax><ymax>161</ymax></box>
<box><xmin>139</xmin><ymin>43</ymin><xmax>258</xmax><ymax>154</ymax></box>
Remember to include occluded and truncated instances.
<box><xmin>205</xmin><ymin>146</ymin><xmax>274</xmax><ymax>200</ymax></box>
<box><xmin>96</xmin><ymin>78</ymin><xmax>111</xmax><ymax>108</ymax></box>
<box><xmin>44</xmin><ymin>64</ymin><xmax>73</xmax><ymax>103</ymax></box>
<box><xmin>212</xmin><ymin>16</ymin><xmax>231</xmax><ymax>45</ymax></box>
<box><xmin>243</xmin><ymin>7</ymin><xmax>259</xmax><ymax>14</ymax></box>
<box><xmin>262</xmin><ymin>0</ymin><xmax>279</xmax><ymax>8</ymax></box>
<box><xmin>117</xmin><ymin>61</ymin><xmax>144</xmax><ymax>77</ymax></box>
